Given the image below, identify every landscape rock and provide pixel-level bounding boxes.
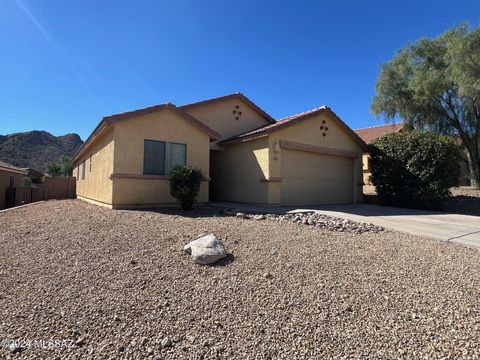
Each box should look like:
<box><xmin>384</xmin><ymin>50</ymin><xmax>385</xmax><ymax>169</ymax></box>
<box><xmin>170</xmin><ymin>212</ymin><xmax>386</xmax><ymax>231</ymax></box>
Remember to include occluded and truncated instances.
<box><xmin>161</xmin><ymin>336</ymin><xmax>172</xmax><ymax>348</ymax></box>
<box><xmin>75</xmin><ymin>337</ymin><xmax>86</xmax><ymax>346</ymax></box>
<box><xmin>184</xmin><ymin>234</ymin><xmax>227</xmax><ymax>265</ymax></box>
<box><xmin>235</xmin><ymin>212</ymin><xmax>249</xmax><ymax>219</ymax></box>
<box><xmin>230</xmin><ymin>210</ymin><xmax>384</xmax><ymax>234</ymax></box>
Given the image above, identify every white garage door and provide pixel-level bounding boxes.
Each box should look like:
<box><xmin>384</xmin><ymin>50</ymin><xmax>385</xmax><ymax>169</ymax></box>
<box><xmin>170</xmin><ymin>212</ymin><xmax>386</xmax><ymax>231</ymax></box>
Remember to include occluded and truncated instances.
<box><xmin>281</xmin><ymin>149</ymin><xmax>354</xmax><ymax>205</ymax></box>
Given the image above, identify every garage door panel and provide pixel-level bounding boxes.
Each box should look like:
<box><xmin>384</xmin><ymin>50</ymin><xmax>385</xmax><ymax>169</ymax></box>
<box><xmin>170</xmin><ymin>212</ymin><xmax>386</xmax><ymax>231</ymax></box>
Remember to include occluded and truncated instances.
<box><xmin>282</xmin><ymin>190</ymin><xmax>352</xmax><ymax>205</ymax></box>
<box><xmin>283</xmin><ymin>178</ymin><xmax>352</xmax><ymax>192</ymax></box>
<box><xmin>281</xmin><ymin>149</ymin><xmax>353</xmax><ymax>205</ymax></box>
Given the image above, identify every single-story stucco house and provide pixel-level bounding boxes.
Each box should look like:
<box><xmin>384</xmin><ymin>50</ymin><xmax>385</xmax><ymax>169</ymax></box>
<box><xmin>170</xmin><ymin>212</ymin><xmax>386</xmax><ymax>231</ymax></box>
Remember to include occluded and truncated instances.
<box><xmin>71</xmin><ymin>93</ymin><xmax>367</xmax><ymax>209</ymax></box>
<box><xmin>20</xmin><ymin>167</ymin><xmax>45</xmax><ymax>184</ymax></box>
<box><xmin>355</xmin><ymin>122</ymin><xmax>472</xmax><ymax>191</ymax></box>
<box><xmin>0</xmin><ymin>160</ymin><xmax>27</xmax><ymax>210</ymax></box>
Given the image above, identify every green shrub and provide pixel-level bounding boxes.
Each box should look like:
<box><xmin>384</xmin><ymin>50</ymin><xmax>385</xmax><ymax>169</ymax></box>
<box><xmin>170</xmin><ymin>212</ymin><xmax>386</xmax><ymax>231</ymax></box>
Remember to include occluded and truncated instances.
<box><xmin>369</xmin><ymin>130</ymin><xmax>461</xmax><ymax>210</ymax></box>
<box><xmin>45</xmin><ymin>162</ymin><xmax>62</xmax><ymax>177</ymax></box>
<box><xmin>22</xmin><ymin>177</ymin><xmax>32</xmax><ymax>187</ymax></box>
<box><xmin>59</xmin><ymin>156</ymin><xmax>73</xmax><ymax>177</ymax></box>
<box><xmin>169</xmin><ymin>166</ymin><xmax>204</xmax><ymax>210</ymax></box>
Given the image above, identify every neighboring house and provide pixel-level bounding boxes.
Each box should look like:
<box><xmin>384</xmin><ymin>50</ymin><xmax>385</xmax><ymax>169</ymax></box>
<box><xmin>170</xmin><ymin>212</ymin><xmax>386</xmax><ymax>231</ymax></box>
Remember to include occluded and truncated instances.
<box><xmin>0</xmin><ymin>160</ymin><xmax>27</xmax><ymax>210</ymax></box>
<box><xmin>20</xmin><ymin>168</ymin><xmax>45</xmax><ymax>184</ymax></box>
<box><xmin>355</xmin><ymin>122</ymin><xmax>471</xmax><ymax>189</ymax></box>
<box><xmin>71</xmin><ymin>93</ymin><xmax>367</xmax><ymax>209</ymax></box>
<box><xmin>355</xmin><ymin>122</ymin><xmax>405</xmax><ymax>187</ymax></box>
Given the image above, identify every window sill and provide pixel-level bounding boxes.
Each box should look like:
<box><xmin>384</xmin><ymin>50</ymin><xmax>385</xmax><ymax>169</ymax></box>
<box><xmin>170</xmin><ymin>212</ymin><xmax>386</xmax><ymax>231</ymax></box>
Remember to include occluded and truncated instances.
<box><xmin>110</xmin><ymin>173</ymin><xmax>211</xmax><ymax>181</ymax></box>
<box><xmin>110</xmin><ymin>173</ymin><xmax>170</xmax><ymax>180</ymax></box>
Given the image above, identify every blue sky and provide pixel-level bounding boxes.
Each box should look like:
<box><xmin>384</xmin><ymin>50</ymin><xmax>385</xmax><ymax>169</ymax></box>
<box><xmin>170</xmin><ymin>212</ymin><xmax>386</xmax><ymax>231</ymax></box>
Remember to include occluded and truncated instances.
<box><xmin>1</xmin><ymin>0</ymin><xmax>479</xmax><ymax>140</ymax></box>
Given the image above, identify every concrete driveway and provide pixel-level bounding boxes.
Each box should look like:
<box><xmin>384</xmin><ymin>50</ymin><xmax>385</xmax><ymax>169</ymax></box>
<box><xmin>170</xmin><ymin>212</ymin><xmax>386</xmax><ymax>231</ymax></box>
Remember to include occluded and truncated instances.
<box><xmin>211</xmin><ymin>202</ymin><xmax>480</xmax><ymax>248</ymax></box>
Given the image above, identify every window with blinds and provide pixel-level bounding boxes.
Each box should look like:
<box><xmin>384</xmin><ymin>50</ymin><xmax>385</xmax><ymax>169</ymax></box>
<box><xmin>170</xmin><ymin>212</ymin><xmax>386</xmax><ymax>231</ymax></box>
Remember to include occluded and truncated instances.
<box><xmin>143</xmin><ymin>140</ymin><xmax>186</xmax><ymax>175</ymax></box>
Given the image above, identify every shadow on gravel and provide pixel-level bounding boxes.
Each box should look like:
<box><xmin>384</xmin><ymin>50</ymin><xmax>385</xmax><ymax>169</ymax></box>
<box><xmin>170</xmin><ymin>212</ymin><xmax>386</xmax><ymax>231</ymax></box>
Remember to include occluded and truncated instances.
<box><xmin>210</xmin><ymin>253</ymin><xmax>235</xmax><ymax>267</ymax></box>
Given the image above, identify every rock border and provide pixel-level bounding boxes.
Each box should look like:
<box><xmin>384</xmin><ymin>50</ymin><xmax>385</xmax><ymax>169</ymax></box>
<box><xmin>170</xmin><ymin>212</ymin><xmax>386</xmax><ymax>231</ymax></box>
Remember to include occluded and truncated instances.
<box><xmin>223</xmin><ymin>209</ymin><xmax>384</xmax><ymax>234</ymax></box>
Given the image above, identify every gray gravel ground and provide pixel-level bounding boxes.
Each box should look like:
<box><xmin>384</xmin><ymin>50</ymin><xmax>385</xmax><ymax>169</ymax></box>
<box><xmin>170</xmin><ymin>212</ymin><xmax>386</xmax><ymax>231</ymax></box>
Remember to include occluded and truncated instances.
<box><xmin>1</xmin><ymin>200</ymin><xmax>480</xmax><ymax>359</ymax></box>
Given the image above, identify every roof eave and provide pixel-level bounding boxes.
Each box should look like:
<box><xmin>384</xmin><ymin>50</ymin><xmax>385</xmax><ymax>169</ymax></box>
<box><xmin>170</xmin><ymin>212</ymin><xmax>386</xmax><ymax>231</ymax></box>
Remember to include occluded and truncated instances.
<box><xmin>0</xmin><ymin>165</ymin><xmax>28</xmax><ymax>175</ymax></box>
<box><xmin>220</xmin><ymin>107</ymin><xmax>368</xmax><ymax>151</ymax></box>
<box><xmin>72</xmin><ymin>104</ymin><xmax>220</xmax><ymax>165</ymax></box>
<box><xmin>181</xmin><ymin>92</ymin><xmax>276</xmax><ymax>124</ymax></box>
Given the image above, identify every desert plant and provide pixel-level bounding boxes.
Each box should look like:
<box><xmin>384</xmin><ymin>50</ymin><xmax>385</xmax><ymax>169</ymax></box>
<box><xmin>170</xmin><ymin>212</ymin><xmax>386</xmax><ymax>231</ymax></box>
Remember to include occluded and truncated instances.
<box><xmin>369</xmin><ymin>131</ymin><xmax>461</xmax><ymax>210</ymax></box>
<box><xmin>371</xmin><ymin>23</ymin><xmax>480</xmax><ymax>187</ymax></box>
<box><xmin>22</xmin><ymin>177</ymin><xmax>32</xmax><ymax>187</ymax></box>
<box><xmin>59</xmin><ymin>156</ymin><xmax>73</xmax><ymax>176</ymax></box>
<box><xmin>169</xmin><ymin>166</ymin><xmax>203</xmax><ymax>210</ymax></box>
<box><xmin>45</xmin><ymin>162</ymin><xmax>62</xmax><ymax>177</ymax></box>
<box><xmin>45</xmin><ymin>156</ymin><xmax>72</xmax><ymax>177</ymax></box>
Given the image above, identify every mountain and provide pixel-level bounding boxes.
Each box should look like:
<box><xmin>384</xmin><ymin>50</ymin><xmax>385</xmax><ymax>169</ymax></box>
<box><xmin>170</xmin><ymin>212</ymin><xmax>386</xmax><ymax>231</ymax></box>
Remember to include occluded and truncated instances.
<box><xmin>0</xmin><ymin>130</ymin><xmax>83</xmax><ymax>172</ymax></box>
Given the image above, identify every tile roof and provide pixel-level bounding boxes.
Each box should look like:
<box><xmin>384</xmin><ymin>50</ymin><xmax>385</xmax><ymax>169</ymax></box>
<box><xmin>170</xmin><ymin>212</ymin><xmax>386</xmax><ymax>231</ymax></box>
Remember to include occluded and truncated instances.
<box><xmin>220</xmin><ymin>106</ymin><xmax>368</xmax><ymax>150</ymax></box>
<box><xmin>180</xmin><ymin>92</ymin><xmax>276</xmax><ymax>124</ymax></box>
<box><xmin>72</xmin><ymin>103</ymin><xmax>221</xmax><ymax>164</ymax></box>
<box><xmin>354</xmin><ymin>122</ymin><xmax>405</xmax><ymax>144</ymax></box>
<box><xmin>0</xmin><ymin>160</ymin><xmax>28</xmax><ymax>174</ymax></box>
<box><xmin>72</xmin><ymin>92</ymin><xmax>275</xmax><ymax>164</ymax></box>
<box><xmin>102</xmin><ymin>103</ymin><xmax>221</xmax><ymax>140</ymax></box>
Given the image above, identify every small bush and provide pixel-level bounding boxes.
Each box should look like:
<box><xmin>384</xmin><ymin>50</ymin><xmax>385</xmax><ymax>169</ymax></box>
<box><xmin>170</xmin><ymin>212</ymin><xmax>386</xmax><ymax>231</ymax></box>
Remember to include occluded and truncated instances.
<box><xmin>22</xmin><ymin>177</ymin><xmax>32</xmax><ymax>187</ymax></box>
<box><xmin>45</xmin><ymin>156</ymin><xmax>73</xmax><ymax>177</ymax></box>
<box><xmin>169</xmin><ymin>166</ymin><xmax>204</xmax><ymax>210</ymax></box>
<box><xmin>46</xmin><ymin>162</ymin><xmax>62</xmax><ymax>177</ymax></box>
<box><xmin>369</xmin><ymin>130</ymin><xmax>461</xmax><ymax>210</ymax></box>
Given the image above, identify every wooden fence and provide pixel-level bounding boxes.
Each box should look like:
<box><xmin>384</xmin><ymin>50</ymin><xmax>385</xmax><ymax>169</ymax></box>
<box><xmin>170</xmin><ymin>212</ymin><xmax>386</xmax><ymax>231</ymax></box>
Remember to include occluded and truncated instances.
<box><xmin>37</xmin><ymin>176</ymin><xmax>76</xmax><ymax>200</ymax></box>
<box><xmin>5</xmin><ymin>177</ymin><xmax>76</xmax><ymax>209</ymax></box>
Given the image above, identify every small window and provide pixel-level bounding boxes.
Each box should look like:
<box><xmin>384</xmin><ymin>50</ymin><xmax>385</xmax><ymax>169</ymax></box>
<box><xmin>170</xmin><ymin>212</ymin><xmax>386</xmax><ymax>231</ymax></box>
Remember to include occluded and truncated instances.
<box><xmin>89</xmin><ymin>154</ymin><xmax>92</xmax><ymax>172</ymax></box>
<box><xmin>76</xmin><ymin>166</ymin><xmax>79</xmax><ymax>180</ymax></box>
<box><xmin>82</xmin><ymin>160</ymin><xmax>86</xmax><ymax>180</ymax></box>
<box><xmin>143</xmin><ymin>140</ymin><xmax>186</xmax><ymax>175</ymax></box>
<box><xmin>144</xmin><ymin>140</ymin><xmax>166</xmax><ymax>175</ymax></box>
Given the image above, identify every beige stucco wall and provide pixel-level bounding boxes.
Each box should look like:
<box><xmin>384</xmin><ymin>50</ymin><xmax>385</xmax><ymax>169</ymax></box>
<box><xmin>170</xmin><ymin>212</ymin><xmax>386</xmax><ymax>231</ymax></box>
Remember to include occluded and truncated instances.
<box><xmin>210</xmin><ymin>137</ymin><xmax>269</xmax><ymax>203</ymax></box>
<box><xmin>111</xmin><ymin>110</ymin><xmax>211</xmax><ymax>208</ymax></box>
<box><xmin>0</xmin><ymin>170</ymin><xmax>24</xmax><ymax>209</ymax></box>
<box><xmin>267</xmin><ymin>112</ymin><xmax>364</xmax><ymax>204</ymax></box>
<box><xmin>362</xmin><ymin>153</ymin><xmax>372</xmax><ymax>186</ymax></box>
<box><xmin>362</xmin><ymin>153</ymin><xmax>370</xmax><ymax>171</ymax></box>
<box><xmin>73</xmin><ymin>129</ymin><xmax>115</xmax><ymax>206</ymax></box>
<box><xmin>184</xmin><ymin>98</ymin><xmax>270</xmax><ymax>143</ymax></box>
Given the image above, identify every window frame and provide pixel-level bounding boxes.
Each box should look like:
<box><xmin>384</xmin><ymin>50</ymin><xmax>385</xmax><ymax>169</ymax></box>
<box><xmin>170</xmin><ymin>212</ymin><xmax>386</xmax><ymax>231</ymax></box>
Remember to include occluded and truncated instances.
<box><xmin>165</xmin><ymin>141</ymin><xmax>187</xmax><ymax>176</ymax></box>
<box><xmin>143</xmin><ymin>139</ymin><xmax>187</xmax><ymax>176</ymax></box>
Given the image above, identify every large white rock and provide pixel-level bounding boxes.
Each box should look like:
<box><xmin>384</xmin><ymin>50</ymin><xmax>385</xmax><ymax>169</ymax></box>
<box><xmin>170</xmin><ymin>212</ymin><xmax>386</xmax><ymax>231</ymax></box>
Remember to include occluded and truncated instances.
<box><xmin>184</xmin><ymin>234</ymin><xmax>227</xmax><ymax>265</ymax></box>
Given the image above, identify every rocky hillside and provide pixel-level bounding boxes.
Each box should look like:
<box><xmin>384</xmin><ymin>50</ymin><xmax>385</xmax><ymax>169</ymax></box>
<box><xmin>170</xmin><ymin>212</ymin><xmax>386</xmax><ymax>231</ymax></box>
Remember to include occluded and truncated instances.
<box><xmin>0</xmin><ymin>131</ymin><xmax>83</xmax><ymax>172</ymax></box>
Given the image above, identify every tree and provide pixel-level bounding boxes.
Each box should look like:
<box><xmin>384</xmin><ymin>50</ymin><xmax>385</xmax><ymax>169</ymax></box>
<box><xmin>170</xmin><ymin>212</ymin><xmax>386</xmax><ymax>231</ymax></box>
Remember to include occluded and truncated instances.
<box><xmin>45</xmin><ymin>156</ymin><xmax>73</xmax><ymax>177</ymax></box>
<box><xmin>59</xmin><ymin>156</ymin><xmax>73</xmax><ymax>177</ymax></box>
<box><xmin>45</xmin><ymin>162</ymin><xmax>62</xmax><ymax>177</ymax></box>
<box><xmin>370</xmin><ymin>131</ymin><xmax>461</xmax><ymax>210</ymax></box>
<box><xmin>169</xmin><ymin>166</ymin><xmax>203</xmax><ymax>210</ymax></box>
<box><xmin>371</xmin><ymin>23</ymin><xmax>480</xmax><ymax>187</ymax></box>
<box><xmin>22</xmin><ymin>177</ymin><xmax>32</xmax><ymax>187</ymax></box>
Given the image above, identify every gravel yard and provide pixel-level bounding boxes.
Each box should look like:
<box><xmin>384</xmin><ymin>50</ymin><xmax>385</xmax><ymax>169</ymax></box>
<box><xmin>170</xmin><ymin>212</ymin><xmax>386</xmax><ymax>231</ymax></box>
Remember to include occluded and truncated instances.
<box><xmin>1</xmin><ymin>200</ymin><xmax>480</xmax><ymax>359</ymax></box>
